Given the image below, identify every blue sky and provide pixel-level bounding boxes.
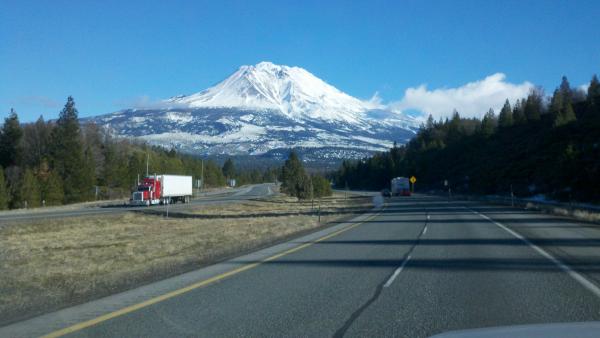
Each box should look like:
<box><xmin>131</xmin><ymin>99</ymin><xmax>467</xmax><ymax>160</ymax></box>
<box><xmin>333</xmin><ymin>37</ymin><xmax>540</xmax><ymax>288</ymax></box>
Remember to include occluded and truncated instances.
<box><xmin>1</xmin><ymin>0</ymin><xmax>599</xmax><ymax>122</ymax></box>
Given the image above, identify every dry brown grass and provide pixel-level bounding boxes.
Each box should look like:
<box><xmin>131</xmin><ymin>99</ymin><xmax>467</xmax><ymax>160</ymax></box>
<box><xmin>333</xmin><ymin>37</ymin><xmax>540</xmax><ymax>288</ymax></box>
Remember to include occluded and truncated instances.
<box><xmin>0</xmin><ymin>193</ymin><xmax>370</xmax><ymax>325</ymax></box>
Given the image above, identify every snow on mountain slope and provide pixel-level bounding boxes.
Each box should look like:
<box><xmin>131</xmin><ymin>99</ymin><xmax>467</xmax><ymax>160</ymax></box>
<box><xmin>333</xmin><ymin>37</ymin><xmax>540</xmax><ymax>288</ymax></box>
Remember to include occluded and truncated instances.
<box><xmin>166</xmin><ymin>61</ymin><xmax>379</xmax><ymax>124</ymax></box>
<box><xmin>87</xmin><ymin>62</ymin><xmax>419</xmax><ymax>164</ymax></box>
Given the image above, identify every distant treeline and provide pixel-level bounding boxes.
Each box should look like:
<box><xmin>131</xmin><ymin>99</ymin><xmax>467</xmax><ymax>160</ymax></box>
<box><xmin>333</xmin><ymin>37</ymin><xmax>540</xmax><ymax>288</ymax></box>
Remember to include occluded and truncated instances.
<box><xmin>333</xmin><ymin>75</ymin><xmax>600</xmax><ymax>203</ymax></box>
<box><xmin>0</xmin><ymin>97</ymin><xmax>275</xmax><ymax>210</ymax></box>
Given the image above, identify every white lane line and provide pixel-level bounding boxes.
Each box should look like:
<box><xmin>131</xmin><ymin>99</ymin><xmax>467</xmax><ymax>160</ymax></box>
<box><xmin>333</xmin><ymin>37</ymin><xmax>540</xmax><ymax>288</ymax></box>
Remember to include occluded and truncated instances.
<box><xmin>427</xmin><ymin>215</ymin><xmax>430</xmax><ymax>220</ymax></box>
<box><xmin>469</xmin><ymin>208</ymin><xmax>600</xmax><ymax>298</ymax></box>
<box><xmin>383</xmin><ymin>211</ymin><xmax>428</xmax><ymax>288</ymax></box>
<box><xmin>384</xmin><ymin>254</ymin><xmax>412</xmax><ymax>288</ymax></box>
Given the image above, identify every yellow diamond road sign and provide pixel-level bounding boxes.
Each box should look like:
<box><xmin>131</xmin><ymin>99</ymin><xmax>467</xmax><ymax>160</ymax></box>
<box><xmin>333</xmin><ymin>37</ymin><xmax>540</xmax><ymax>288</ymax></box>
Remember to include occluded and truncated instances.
<box><xmin>410</xmin><ymin>176</ymin><xmax>416</xmax><ymax>184</ymax></box>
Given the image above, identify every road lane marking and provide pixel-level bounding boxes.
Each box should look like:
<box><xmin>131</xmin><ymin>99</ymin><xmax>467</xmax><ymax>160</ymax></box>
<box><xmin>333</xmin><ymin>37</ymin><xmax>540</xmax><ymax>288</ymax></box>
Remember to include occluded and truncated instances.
<box><xmin>469</xmin><ymin>208</ymin><xmax>600</xmax><ymax>299</ymax></box>
<box><xmin>383</xmin><ymin>210</ymin><xmax>429</xmax><ymax>288</ymax></box>
<box><xmin>384</xmin><ymin>254</ymin><xmax>412</xmax><ymax>288</ymax></box>
<box><xmin>41</xmin><ymin>207</ymin><xmax>384</xmax><ymax>338</ymax></box>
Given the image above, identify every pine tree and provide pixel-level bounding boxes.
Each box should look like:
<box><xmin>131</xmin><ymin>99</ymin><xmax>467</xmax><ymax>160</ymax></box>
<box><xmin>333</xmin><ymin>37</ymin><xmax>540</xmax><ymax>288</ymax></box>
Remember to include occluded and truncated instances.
<box><xmin>513</xmin><ymin>99</ymin><xmax>527</xmax><ymax>124</ymax></box>
<box><xmin>43</xmin><ymin>170</ymin><xmax>64</xmax><ymax>206</ymax></box>
<box><xmin>20</xmin><ymin>168</ymin><xmax>41</xmax><ymax>208</ymax></box>
<box><xmin>294</xmin><ymin>173</ymin><xmax>312</xmax><ymax>200</ymax></box>
<box><xmin>559</xmin><ymin>76</ymin><xmax>573</xmax><ymax>103</ymax></box>
<box><xmin>551</xmin><ymin>88</ymin><xmax>577</xmax><ymax>127</ymax></box>
<box><xmin>222</xmin><ymin>158</ymin><xmax>235</xmax><ymax>179</ymax></box>
<box><xmin>0</xmin><ymin>108</ymin><xmax>24</xmax><ymax>168</ymax></box>
<box><xmin>0</xmin><ymin>167</ymin><xmax>8</xmax><ymax>209</ymax></box>
<box><xmin>562</xmin><ymin>102</ymin><xmax>576</xmax><ymax>124</ymax></box>
<box><xmin>498</xmin><ymin>99</ymin><xmax>513</xmax><ymax>128</ymax></box>
<box><xmin>50</xmin><ymin>97</ymin><xmax>89</xmax><ymax>203</ymax></box>
<box><xmin>280</xmin><ymin>150</ymin><xmax>308</xmax><ymax>198</ymax></box>
<box><xmin>446</xmin><ymin>110</ymin><xmax>463</xmax><ymax>144</ymax></box>
<box><xmin>550</xmin><ymin>89</ymin><xmax>564</xmax><ymax>125</ymax></box>
<box><xmin>480</xmin><ymin>109</ymin><xmax>497</xmax><ymax>136</ymax></box>
<box><xmin>425</xmin><ymin>115</ymin><xmax>435</xmax><ymax>130</ymax></box>
<box><xmin>588</xmin><ymin>75</ymin><xmax>600</xmax><ymax>100</ymax></box>
<box><xmin>587</xmin><ymin>75</ymin><xmax>600</xmax><ymax>116</ymax></box>
<box><xmin>5</xmin><ymin>166</ymin><xmax>22</xmax><ymax>208</ymax></box>
<box><xmin>82</xmin><ymin>146</ymin><xmax>96</xmax><ymax>200</ymax></box>
<box><xmin>312</xmin><ymin>175</ymin><xmax>332</xmax><ymax>198</ymax></box>
<box><xmin>524</xmin><ymin>89</ymin><xmax>543</xmax><ymax>121</ymax></box>
<box><xmin>22</xmin><ymin>115</ymin><xmax>52</xmax><ymax>168</ymax></box>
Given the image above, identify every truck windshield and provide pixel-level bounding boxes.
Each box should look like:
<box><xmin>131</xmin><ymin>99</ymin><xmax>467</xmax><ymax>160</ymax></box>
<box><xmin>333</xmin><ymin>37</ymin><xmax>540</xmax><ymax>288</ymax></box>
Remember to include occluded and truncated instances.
<box><xmin>137</xmin><ymin>186</ymin><xmax>151</xmax><ymax>191</ymax></box>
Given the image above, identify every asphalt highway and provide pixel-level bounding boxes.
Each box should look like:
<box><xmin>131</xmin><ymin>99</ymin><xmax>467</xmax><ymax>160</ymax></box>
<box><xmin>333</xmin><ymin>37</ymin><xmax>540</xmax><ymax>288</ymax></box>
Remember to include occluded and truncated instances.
<box><xmin>0</xmin><ymin>183</ymin><xmax>275</xmax><ymax>223</ymax></box>
<box><xmin>3</xmin><ymin>194</ymin><xmax>600</xmax><ymax>337</ymax></box>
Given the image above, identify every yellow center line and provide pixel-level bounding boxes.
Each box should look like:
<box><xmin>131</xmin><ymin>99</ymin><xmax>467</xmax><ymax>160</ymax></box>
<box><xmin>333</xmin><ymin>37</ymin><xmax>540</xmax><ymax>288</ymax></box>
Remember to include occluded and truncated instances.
<box><xmin>42</xmin><ymin>206</ymin><xmax>384</xmax><ymax>338</ymax></box>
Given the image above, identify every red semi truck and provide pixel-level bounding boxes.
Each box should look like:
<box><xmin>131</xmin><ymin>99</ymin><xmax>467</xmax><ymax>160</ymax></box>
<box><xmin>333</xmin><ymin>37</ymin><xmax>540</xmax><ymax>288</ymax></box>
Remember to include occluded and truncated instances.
<box><xmin>130</xmin><ymin>174</ymin><xmax>193</xmax><ymax>206</ymax></box>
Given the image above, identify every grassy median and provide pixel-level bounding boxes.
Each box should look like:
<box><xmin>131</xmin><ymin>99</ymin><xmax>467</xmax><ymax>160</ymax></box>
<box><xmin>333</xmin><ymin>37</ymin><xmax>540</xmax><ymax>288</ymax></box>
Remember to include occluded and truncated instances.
<box><xmin>0</xmin><ymin>192</ymin><xmax>371</xmax><ymax>325</ymax></box>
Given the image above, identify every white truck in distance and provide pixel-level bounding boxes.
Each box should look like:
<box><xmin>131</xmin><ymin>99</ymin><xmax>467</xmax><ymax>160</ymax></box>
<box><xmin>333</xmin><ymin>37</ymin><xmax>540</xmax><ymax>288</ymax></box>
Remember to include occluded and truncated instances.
<box><xmin>391</xmin><ymin>177</ymin><xmax>411</xmax><ymax>196</ymax></box>
<box><xmin>131</xmin><ymin>174</ymin><xmax>193</xmax><ymax>206</ymax></box>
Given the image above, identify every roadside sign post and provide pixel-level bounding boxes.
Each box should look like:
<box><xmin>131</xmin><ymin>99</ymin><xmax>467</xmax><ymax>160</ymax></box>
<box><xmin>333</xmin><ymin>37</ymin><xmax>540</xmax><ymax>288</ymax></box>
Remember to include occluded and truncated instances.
<box><xmin>510</xmin><ymin>184</ymin><xmax>514</xmax><ymax>207</ymax></box>
<box><xmin>410</xmin><ymin>176</ymin><xmax>416</xmax><ymax>193</ymax></box>
<box><xmin>311</xmin><ymin>181</ymin><xmax>315</xmax><ymax>211</ymax></box>
<box><xmin>345</xmin><ymin>181</ymin><xmax>349</xmax><ymax>200</ymax></box>
<box><xmin>318</xmin><ymin>198</ymin><xmax>321</xmax><ymax>223</ymax></box>
<box><xmin>444</xmin><ymin>179</ymin><xmax>450</xmax><ymax>202</ymax></box>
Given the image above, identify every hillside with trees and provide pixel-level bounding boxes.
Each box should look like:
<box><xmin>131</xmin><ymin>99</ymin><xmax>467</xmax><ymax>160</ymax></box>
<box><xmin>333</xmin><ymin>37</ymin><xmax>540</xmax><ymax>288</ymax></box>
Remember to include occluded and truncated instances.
<box><xmin>334</xmin><ymin>75</ymin><xmax>600</xmax><ymax>203</ymax></box>
<box><xmin>0</xmin><ymin>97</ymin><xmax>231</xmax><ymax>209</ymax></box>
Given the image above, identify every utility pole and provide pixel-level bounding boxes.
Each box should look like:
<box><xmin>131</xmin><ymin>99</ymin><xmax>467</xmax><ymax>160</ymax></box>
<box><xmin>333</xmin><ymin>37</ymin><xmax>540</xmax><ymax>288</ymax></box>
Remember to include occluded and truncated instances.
<box><xmin>201</xmin><ymin>159</ymin><xmax>204</xmax><ymax>194</ymax></box>
<box><xmin>510</xmin><ymin>184</ymin><xmax>514</xmax><ymax>207</ymax></box>
<box><xmin>146</xmin><ymin>152</ymin><xmax>149</xmax><ymax>177</ymax></box>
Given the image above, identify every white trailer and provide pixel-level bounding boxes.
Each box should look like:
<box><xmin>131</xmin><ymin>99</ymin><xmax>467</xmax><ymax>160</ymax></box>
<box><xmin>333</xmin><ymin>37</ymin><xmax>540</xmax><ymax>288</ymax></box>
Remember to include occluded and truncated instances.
<box><xmin>391</xmin><ymin>177</ymin><xmax>411</xmax><ymax>196</ymax></box>
<box><xmin>160</xmin><ymin>175</ymin><xmax>193</xmax><ymax>203</ymax></box>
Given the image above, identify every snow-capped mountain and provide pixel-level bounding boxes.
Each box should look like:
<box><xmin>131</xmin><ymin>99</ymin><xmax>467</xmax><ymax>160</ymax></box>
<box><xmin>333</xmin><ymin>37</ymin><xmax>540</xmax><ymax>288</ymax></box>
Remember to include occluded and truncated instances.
<box><xmin>166</xmin><ymin>62</ymin><xmax>379</xmax><ymax>124</ymax></box>
<box><xmin>87</xmin><ymin>62</ymin><xmax>418</xmax><ymax>164</ymax></box>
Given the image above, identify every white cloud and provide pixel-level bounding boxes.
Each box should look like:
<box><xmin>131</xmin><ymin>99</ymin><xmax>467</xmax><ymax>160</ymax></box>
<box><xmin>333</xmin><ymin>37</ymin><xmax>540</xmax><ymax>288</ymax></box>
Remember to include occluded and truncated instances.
<box><xmin>113</xmin><ymin>95</ymin><xmax>189</xmax><ymax>110</ymax></box>
<box><xmin>366</xmin><ymin>91</ymin><xmax>383</xmax><ymax>106</ymax></box>
<box><xmin>578</xmin><ymin>83</ymin><xmax>589</xmax><ymax>93</ymax></box>
<box><xmin>390</xmin><ymin>73</ymin><xmax>533</xmax><ymax>119</ymax></box>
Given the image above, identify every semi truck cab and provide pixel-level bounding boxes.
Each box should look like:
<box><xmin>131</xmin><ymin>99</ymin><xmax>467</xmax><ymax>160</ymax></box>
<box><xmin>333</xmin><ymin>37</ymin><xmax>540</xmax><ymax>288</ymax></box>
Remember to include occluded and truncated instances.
<box><xmin>131</xmin><ymin>177</ymin><xmax>162</xmax><ymax>206</ymax></box>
